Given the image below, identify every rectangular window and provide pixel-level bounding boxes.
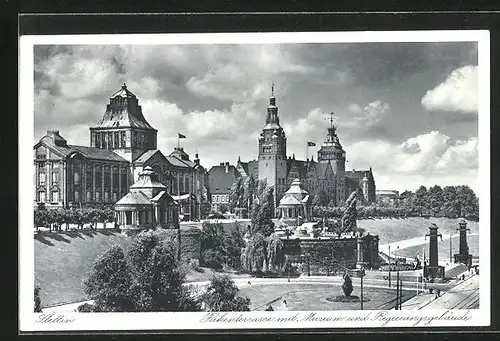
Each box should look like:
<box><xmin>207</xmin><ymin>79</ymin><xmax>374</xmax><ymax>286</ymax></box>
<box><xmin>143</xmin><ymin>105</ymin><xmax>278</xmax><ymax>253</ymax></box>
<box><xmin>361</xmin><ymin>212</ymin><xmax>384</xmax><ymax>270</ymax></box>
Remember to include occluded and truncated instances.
<box><xmin>120</xmin><ymin>132</ymin><xmax>126</xmax><ymax>148</ymax></box>
<box><xmin>102</xmin><ymin>134</ymin><xmax>107</xmax><ymax>149</ymax></box>
<box><xmin>74</xmin><ymin>190</ymin><xmax>80</xmax><ymax>202</ymax></box>
<box><xmin>87</xmin><ymin>191</ymin><xmax>92</xmax><ymax>202</ymax></box>
<box><xmin>95</xmin><ymin>133</ymin><xmax>100</xmax><ymax>148</ymax></box>
<box><xmin>96</xmin><ymin>191</ymin><xmax>100</xmax><ymax>202</ymax></box>
<box><xmin>114</xmin><ymin>132</ymin><xmax>119</xmax><ymax>148</ymax></box>
<box><xmin>51</xmin><ymin>191</ymin><xmax>59</xmax><ymax>202</ymax></box>
<box><xmin>125</xmin><ymin>211</ymin><xmax>132</xmax><ymax>225</ymax></box>
<box><xmin>74</xmin><ymin>171</ymin><xmax>80</xmax><ymax>185</ymax></box>
<box><xmin>39</xmin><ymin>172</ymin><xmax>46</xmax><ymax>186</ymax></box>
<box><xmin>108</xmin><ymin>133</ymin><xmax>113</xmax><ymax>149</ymax></box>
<box><xmin>52</xmin><ymin>172</ymin><xmax>58</xmax><ymax>184</ymax></box>
<box><xmin>104</xmin><ymin>192</ymin><xmax>109</xmax><ymax>202</ymax></box>
<box><xmin>38</xmin><ymin>191</ymin><xmax>46</xmax><ymax>202</ymax></box>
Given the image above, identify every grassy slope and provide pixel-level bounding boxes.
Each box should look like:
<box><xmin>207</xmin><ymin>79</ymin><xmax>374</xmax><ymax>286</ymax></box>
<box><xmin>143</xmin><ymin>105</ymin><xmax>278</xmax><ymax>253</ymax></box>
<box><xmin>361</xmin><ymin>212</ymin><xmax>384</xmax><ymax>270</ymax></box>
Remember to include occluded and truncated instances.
<box><xmin>358</xmin><ymin>217</ymin><xmax>479</xmax><ymax>245</ymax></box>
<box><xmin>34</xmin><ymin>229</ymin><xmax>134</xmax><ymax>307</ymax></box>
<box><xmin>35</xmin><ymin>229</ymin><xmax>240</xmax><ymax>307</ymax></box>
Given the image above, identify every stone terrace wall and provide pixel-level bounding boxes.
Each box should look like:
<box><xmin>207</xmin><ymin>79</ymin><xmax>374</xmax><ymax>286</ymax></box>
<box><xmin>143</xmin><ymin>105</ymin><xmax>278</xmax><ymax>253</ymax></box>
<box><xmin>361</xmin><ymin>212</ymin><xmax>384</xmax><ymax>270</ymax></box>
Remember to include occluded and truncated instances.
<box><xmin>283</xmin><ymin>238</ymin><xmax>358</xmax><ymax>269</ymax></box>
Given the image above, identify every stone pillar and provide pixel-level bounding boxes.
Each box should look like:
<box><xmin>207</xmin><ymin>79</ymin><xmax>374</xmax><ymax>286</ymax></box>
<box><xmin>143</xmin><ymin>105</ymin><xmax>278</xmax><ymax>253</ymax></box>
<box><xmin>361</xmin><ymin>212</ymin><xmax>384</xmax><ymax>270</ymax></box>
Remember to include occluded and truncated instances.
<box><xmin>62</xmin><ymin>162</ymin><xmax>67</xmax><ymax>207</ymax></box>
<box><xmin>102</xmin><ymin>164</ymin><xmax>105</xmax><ymax>202</ymax></box>
<box><xmin>92</xmin><ymin>163</ymin><xmax>96</xmax><ymax>202</ymax></box>
<box><xmin>357</xmin><ymin>236</ymin><xmax>364</xmax><ymax>268</ymax></box>
<box><xmin>110</xmin><ymin>166</ymin><xmax>114</xmax><ymax>201</ymax></box>
<box><xmin>454</xmin><ymin>219</ymin><xmax>472</xmax><ymax>266</ymax></box>
<box><xmin>427</xmin><ymin>225</ymin><xmax>439</xmax><ymax>267</ymax></box>
<box><xmin>425</xmin><ymin>223</ymin><xmax>443</xmax><ymax>278</ymax></box>
<box><xmin>118</xmin><ymin>165</ymin><xmax>122</xmax><ymax>198</ymax></box>
<box><xmin>459</xmin><ymin>220</ymin><xmax>468</xmax><ymax>255</ymax></box>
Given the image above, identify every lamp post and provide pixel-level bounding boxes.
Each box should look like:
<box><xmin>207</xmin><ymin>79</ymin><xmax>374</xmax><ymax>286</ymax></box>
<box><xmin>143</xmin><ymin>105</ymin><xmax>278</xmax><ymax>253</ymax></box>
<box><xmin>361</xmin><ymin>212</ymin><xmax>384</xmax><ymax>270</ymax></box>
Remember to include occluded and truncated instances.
<box><xmin>360</xmin><ymin>267</ymin><xmax>365</xmax><ymax>310</ymax></box>
<box><xmin>388</xmin><ymin>244</ymin><xmax>391</xmax><ymax>288</ymax></box>
<box><xmin>449</xmin><ymin>232</ymin><xmax>453</xmax><ymax>264</ymax></box>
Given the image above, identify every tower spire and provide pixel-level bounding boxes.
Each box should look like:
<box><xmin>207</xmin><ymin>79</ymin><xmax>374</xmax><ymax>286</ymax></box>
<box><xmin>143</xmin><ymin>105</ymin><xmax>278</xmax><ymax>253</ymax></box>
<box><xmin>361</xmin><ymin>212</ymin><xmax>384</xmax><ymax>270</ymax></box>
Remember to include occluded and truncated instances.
<box><xmin>271</xmin><ymin>82</ymin><xmax>275</xmax><ymax>97</ymax></box>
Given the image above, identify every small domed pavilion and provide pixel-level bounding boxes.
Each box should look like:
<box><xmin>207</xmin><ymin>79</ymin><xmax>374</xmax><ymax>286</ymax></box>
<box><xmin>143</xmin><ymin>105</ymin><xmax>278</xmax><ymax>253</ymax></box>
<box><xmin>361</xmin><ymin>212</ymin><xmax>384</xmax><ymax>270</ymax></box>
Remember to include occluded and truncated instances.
<box><xmin>114</xmin><ymin>166</ymin><xmax>179</xmax><ymax>230</ymax></box>
<box><xmin>278</xmin><ymin>178</ymin><xmax>312</xmax><ymax>225</ymax></box>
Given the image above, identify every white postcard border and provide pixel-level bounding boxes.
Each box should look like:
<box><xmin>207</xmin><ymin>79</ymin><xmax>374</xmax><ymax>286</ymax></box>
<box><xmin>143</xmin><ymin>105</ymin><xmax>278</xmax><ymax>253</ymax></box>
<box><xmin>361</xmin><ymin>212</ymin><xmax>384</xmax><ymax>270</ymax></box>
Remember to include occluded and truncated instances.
<box><xmin>19</xmin><ymin>30</ymin><xmax>490</xmax><ymax>332</ymax></box>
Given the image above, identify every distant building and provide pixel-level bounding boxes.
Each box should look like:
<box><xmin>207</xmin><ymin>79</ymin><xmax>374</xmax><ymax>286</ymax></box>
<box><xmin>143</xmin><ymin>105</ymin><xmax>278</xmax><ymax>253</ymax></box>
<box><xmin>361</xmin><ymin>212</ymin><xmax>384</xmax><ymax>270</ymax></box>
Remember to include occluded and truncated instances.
<box><xmin>114</xmin><ymin>166</ymin><xmax>179</xmax><ymax>230</ymax></box>
<box><xmin>237</xmin><ymin>87</ymin><xmax>376</xmax><ymax>212</ymax></box>
<box><xmin>207</xmin><ymin>162</ymin><xmax>241</xmax><ymax>212</ymax></box>
<box><xmin>376</xmin><ymin>190</ymin><xmax>400</xmax><ymax>206</ymax></box>
<box><xmin>34</xmin><ymin>84</ymin><xmax>208</xmax><ymax>220</ymax></box>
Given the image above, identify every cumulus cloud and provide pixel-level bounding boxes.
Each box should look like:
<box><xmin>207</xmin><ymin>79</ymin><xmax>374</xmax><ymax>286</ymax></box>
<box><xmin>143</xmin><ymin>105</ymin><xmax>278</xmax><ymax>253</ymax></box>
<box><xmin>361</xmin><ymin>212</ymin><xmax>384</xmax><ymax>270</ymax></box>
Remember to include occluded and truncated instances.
<box><xmin>421</xmin><ymin>65</ymin><xmax>478</xmax><ymax>113</ymax></box>
<box><xmin>347</xmin><ymin>130</ymin><xmax>478</xmax><ymax>174</ymax></box>
<box><xmin>32</xmin><ymin>43</ymin><xmax>479</xmax><ymax>191</ymax></box>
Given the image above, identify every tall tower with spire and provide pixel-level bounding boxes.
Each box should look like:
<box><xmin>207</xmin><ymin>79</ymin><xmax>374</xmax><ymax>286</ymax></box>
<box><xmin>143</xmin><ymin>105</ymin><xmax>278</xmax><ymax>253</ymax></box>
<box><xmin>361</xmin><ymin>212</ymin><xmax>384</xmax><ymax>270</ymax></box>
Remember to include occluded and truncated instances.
<box><xmin>318</xmin><ymin>112</ymin><xmax>346</xmax><ymax>205</ymax></box>
<box><xmin>258</xmin><ymin>83</ymin><xmax>287</xmax><ymax>207</ymax></box>
<box><xmin>89</xmin><ymin>84</ymin><xmax>158</xmax><ymax>164</ymax></box>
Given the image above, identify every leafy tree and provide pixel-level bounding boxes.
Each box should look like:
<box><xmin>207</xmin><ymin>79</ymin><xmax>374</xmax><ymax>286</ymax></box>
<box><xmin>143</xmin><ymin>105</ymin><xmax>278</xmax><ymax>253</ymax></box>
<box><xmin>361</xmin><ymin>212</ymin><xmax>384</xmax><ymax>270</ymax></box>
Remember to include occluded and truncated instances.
<box><xmin>266</xmin><ymin>233</ymin><xmax>285</xmax><ymax>271</ymax></box>
<box><xmin>241</xmin><ymin>232</ymin><xmax>267</xmax><ymax>273</ymax></box>
<box><xmin>201</xmin><ymin>249</ymin><xmax>225</xmax><ymax>270</ymax></box>
<box><xmin>34</xmin><ymin>286</ymin><xmax>42</xmax><ymax>312</ymax></box>
<box><xmin>83</xmin><ymin>231</ymin><xmax>201</xmax><ymax>312</ymax></box>
<box><xmin>218</xmin><ymin>203</ymin><xmax>229</xmax><ymax>214</ymax></box>
<box><xmin>429</xmin><ymin>185</ymin><xmax>443</xmax><ymax>216</ymax></box>
<box><xmin>340</xmin><ymin>191</ymin><xmax>357</xmax><ymax>233</ymax></box>
<box><xmin>250</xmin><ymin>186</ymin><xmax>275</xmax><ymax>236</ymax></box>
<box><xmin>243</xmin><ymin>175</ymin><xmax>257</xmax><ymax>212</ymax></box>
<box><xmin>127</xmin><ymin>231</ymin><xmax>200</xmax><ymax>312</ymax></box>
<box><xmin>342</xmin><ymin>273</ymin><xmax>353</xmax><ymax>298</ymax></box>
<box><xmin>229</xmin><ymin>177</ymin><xmax>245</xmax><ymax>212</ymax></box>
<box><xmin>83</xmin><ymin>245</ymin><xmax>135</xmax><ymax>312</ymax></box>
<box><xmin>201</xmin><ymin>275</ymin><xmax>251</xmax><ymax>311</ymax></box>
<box><xmin>223</xmin><ymin>227</ymin><xmax>245</xmax><ymax>269</ymax></box>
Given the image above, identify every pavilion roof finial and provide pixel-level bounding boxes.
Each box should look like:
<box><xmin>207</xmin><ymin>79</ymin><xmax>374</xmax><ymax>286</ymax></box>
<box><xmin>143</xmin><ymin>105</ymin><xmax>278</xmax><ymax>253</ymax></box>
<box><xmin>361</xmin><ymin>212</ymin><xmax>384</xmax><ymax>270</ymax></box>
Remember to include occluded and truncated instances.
<box><xmin>271</xmin><ymin>82</ymin><xmax>275</xmax><ymax>97</ymax></box>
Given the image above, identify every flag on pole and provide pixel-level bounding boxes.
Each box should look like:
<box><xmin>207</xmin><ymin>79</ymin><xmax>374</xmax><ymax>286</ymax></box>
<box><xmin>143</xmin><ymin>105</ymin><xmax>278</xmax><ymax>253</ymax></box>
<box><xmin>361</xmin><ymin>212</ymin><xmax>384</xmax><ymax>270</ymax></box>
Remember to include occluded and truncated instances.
<box><xmin>307</xmin><ymin>141</ymin><xmax>316</xmax><ymax>147</ymax></box>
<box><xmin>178</xmin><ymin>133</ymin><xmax>186</xmax><ymax>139</ymax></box>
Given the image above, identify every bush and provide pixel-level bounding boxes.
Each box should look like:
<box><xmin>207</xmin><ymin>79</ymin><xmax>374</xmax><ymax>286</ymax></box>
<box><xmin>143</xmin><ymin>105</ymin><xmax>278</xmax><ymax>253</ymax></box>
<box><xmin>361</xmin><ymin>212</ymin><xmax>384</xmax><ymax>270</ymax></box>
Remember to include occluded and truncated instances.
<box><xmin>77</xmin><ymin>303</ymin><xmax>95</xmax><ymax>312</ymax></box>
<box><xmin>201</xmin><ymin>275</ymin><xmax>251</xmax><ymax>311</ymax></box>
<box><xmin>189</xmin><ymin>258</ymin><xmax>202</xmax><ymax>272</ymax></box>
<box><xmin>82</xmin><ymin>230</ymin><xmax>201</xmax><ymax>312</ymax></box>
<box><xmin>202</xmin><ymin>249</ymin><xmax>224</xmax><ymax>270</ymax></box>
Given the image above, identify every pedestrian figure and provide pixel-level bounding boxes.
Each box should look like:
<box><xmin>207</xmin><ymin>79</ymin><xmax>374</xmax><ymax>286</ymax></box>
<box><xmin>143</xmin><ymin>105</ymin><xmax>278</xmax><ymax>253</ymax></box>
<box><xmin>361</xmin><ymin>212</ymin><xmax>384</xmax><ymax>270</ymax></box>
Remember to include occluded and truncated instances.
<box><xmin>462</xmin><ymin>274</ymin><xmax>465</xmax><ymax>280</ymax></box>
<box><xmin>265</xmin><ymin>305</ymin><xmax>274</xmax><ymax>311</ymax></box>
<box><xmin>247</xmin><ymin>281</ymin><xmax>251</xmax><ymax>285</ymax></box>
<box><xmin>283</xmin><ymin>299</ymin><xmax>287</xmax><ymax>307</ymax></box>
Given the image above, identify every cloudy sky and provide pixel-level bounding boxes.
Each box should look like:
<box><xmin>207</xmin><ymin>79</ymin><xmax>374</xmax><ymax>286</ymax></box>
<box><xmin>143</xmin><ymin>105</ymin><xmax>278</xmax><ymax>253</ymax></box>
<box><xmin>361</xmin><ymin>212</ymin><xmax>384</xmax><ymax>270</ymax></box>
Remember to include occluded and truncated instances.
<box><xmin>34</xmin><ymin>41</ymin><xmax>479</xmax><ymax>193</ymax></box>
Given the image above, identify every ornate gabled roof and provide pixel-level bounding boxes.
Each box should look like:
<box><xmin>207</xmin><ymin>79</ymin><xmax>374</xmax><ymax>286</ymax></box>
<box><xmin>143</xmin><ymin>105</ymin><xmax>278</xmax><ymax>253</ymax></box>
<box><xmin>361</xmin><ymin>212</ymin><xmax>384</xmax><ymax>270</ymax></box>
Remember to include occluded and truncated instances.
<box><xmin>92</xmin><ymin>84</ymin><xmax>156</xmax><ymax>131</ymax></box>
<box><xmin>110</xmin><ymin>83</ymin><xmax>136</xmax><ymax>99</ymax></box>
<box><xmin>130</xmin><ymin>166</ymin><xmax>167</xmax><ymax>190</ymax></box>
<box><xmin>279</xmin><ymin>178</ymin><xmax>309</xmax><ymax>207</ymax></box>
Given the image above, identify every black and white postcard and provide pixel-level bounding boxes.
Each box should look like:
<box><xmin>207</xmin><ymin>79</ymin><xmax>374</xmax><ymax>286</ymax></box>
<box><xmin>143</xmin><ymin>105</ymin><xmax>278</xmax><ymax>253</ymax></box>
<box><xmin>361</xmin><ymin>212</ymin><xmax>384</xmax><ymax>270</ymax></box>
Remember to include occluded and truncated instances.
<box><xmin>19</xmin><ymin>30</ymin><xmax>490</xmax><ymax>331</ymax></box>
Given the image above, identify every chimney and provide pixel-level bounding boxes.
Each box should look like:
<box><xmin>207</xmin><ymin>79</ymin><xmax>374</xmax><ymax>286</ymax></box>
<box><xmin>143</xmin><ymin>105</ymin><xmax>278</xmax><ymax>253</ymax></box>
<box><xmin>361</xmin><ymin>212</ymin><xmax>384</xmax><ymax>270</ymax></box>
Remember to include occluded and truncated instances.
<box><xmin>220</xmin><ymin>162</ymin><xmax>224</xmax><ymax>166</ymax></box>
<box><xmin>225</xmin><ymin>162</ymin><xmax>229</xmax><ymax>173</ymax></box>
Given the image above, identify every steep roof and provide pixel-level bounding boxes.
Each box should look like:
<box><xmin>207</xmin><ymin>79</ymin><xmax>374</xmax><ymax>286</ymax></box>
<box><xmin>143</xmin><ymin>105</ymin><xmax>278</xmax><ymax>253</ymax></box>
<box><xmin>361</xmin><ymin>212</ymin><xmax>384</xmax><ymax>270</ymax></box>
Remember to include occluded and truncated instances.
<box><xmin>92</xmin><ymin>84</ymin><xmax>156</xmax><ymax>131</ymax></box>
<box><xmin>35</xmin><ymin>130</ymin><xmax>128</xmax><ymax>162</ymax></box>
<box><xmin>208</xmin><ymin>164</ymin><xmax>241</xmax><ymax>194</ymax></box>
<box><xmin>69</xmin><ymin>145</ymin><xmax>128</xmax><ymax>162</ymax></box>
<box><xmin>133</xmin><ymin>149</ymin><xmax>159</xmax><ymax>164</ymax></box>
<box><xmin>115</xmin><ymin>191</ymin><xmax>151</xmax><ymax>206</ymax></box>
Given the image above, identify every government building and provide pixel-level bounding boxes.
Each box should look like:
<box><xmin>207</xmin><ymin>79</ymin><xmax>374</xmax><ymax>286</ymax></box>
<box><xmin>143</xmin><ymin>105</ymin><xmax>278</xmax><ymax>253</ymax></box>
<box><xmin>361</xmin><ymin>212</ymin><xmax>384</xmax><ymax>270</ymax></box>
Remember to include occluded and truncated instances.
<box><xmin>236</xmin><ymin>88</ymin><xmax>376</xmax><ymax>209</ymax></box>
<box><xmin>33</xmin><ymin>84</ymin><xmax>208</xmax><ymax>220</ymax></box>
